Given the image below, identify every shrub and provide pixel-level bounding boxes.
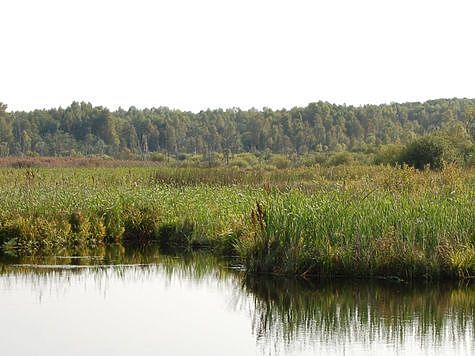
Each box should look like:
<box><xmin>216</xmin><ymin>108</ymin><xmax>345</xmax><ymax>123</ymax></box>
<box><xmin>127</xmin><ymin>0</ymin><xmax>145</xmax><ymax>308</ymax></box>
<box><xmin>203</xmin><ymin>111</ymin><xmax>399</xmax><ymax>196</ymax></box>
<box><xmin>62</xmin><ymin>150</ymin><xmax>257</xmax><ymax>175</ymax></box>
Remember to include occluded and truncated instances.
<box><xmin>400</xmin><ymin>136</ymin><xmax>459</xmax><ymax>170</ymax></box>
<box><xmin>270</xmin><ymin>155</ymin><xmax>291</xmax><ymax>169</ymax></box>
<box><xmin>229</xmin><ymin>158</ymin><xmax>249</xmax><ymax>169</ymax></box>
<box><xmin>313</xmin><ymin>152</ymin><xmax>329</xmax><ymax>165</ymax></box>
<box><xmin>150</xmin><ymin>152</ymin><xmax>167</xmax><ymax>162</ymax></box>
<box><xmin>374</xmin><ymin>144</ymin><xmax>405</xmax><ymax>165</ymax></box>
<box><xmin>236</xmin><ymin>153</ymin><xmax>259</xmax><ymax>166</ymax></box>
<box><xmin>176</xmin><ymin>153</ymin><xmax>188</xmax><ymax>161</ymax></box>
<box><xmin>328</xmin><ymin>151</ymin><xmax>353</xmax><ymax>166</ymax></box>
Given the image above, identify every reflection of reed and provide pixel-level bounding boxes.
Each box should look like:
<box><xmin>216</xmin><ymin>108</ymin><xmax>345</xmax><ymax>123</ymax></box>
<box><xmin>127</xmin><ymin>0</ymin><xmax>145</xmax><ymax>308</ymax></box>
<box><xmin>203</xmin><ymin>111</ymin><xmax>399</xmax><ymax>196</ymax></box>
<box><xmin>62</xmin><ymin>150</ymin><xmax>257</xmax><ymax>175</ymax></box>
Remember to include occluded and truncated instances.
<box><xmin>243</xmin><ymin>275</ymin><xmax>475</xmax><ymax>352</ymax></box>
<box><xmin>0</xmin><ymin>245</ymin><xmax>241</xmax><ymax>299</ymax></box>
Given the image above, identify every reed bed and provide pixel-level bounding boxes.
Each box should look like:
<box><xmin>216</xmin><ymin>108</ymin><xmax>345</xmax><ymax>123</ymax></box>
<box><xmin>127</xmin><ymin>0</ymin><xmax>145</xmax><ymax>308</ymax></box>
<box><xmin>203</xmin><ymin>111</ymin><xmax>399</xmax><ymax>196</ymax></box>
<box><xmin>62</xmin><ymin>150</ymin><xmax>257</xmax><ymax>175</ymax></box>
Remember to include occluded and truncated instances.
<box><xmin>0</xmin><ymin>165</ymin><xmax>474</xmax><ymax>279</ymax></box>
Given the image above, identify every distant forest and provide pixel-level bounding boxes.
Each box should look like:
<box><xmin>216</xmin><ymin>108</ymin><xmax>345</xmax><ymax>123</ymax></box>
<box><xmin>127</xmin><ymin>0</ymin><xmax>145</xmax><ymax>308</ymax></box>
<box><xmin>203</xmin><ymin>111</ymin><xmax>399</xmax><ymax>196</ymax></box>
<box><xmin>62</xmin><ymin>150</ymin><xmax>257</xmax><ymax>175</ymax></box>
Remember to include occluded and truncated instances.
<box><xmin>0</xmin><ymin>98</ymin><xmax>474</xmax><ymax>163</ymax></box>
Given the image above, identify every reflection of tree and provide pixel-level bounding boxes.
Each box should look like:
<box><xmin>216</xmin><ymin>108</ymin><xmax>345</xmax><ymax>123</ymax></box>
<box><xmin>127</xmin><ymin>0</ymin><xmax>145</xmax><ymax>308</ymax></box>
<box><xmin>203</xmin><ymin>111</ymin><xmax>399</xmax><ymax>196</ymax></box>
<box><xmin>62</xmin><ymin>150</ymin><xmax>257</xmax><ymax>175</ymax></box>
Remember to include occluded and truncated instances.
<box><xmin>243</xmin><ymin>275</ymin><xmax>475</xmax><ymax>352</ymax></box>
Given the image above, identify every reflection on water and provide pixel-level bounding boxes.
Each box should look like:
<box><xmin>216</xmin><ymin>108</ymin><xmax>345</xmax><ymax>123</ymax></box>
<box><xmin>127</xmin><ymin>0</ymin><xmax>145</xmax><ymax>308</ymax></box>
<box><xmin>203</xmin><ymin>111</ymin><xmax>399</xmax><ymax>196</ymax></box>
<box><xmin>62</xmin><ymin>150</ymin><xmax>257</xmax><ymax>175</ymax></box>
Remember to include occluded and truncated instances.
<box><xmin>0</xmin><ymin>245</ymin><xmax>474</xmax><ymax>356</ymax></box>
<box><xmin>245</xmin><ymin>276</ymin><xmax>475</xmax><ymax>355</ymax></box>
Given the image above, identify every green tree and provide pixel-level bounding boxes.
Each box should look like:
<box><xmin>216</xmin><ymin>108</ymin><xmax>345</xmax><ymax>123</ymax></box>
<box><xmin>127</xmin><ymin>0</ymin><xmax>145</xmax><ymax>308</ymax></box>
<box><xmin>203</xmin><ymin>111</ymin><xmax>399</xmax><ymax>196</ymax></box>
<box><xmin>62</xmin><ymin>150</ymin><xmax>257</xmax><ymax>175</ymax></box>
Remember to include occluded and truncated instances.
<box><xmin>92</xmin><ymin>110</ymin><xmax>119</xmax><ymax>147</ymax></box>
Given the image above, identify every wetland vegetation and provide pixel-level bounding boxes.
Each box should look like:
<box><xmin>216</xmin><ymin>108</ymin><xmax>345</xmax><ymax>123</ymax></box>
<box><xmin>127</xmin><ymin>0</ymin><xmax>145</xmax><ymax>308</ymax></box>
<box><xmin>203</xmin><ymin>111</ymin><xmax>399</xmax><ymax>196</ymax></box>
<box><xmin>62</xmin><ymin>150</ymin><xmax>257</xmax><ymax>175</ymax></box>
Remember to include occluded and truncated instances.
<box><xmin>0</xmin><ymin>164</ymin><xmax>474</xmax><ymax>280</ymax></box>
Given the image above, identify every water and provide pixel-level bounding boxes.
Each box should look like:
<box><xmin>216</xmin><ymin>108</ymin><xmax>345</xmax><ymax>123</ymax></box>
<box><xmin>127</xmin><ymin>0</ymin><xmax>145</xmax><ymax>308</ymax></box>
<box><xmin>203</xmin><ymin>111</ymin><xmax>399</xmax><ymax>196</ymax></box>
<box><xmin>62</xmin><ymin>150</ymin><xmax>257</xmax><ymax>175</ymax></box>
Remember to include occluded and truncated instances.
<box><xmin>0</xmin><ymin>245</ymin><xmax>474</xmax><ymax>356</ymax></box>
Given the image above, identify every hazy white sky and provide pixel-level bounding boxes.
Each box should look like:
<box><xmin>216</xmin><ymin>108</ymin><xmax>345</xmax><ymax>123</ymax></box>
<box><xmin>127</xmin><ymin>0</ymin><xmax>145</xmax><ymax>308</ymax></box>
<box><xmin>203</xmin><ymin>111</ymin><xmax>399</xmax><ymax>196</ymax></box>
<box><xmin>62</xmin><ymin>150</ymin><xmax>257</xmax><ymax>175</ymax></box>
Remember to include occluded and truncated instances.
<box><xmin>1</xmin><ymin>0</ymin><xmax>474</xmax><ymax>112</ymax></box>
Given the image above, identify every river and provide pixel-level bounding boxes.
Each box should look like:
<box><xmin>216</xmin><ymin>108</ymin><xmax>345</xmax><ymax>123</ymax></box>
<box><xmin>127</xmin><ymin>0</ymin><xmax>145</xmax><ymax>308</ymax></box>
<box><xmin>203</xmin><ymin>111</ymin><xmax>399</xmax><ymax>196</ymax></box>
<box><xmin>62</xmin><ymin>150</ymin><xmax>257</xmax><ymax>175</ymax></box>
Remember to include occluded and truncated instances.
<box><xmin>0</xmin><ymin>245</ymin><xmax>473</xmax><ymax>355</ymax></box>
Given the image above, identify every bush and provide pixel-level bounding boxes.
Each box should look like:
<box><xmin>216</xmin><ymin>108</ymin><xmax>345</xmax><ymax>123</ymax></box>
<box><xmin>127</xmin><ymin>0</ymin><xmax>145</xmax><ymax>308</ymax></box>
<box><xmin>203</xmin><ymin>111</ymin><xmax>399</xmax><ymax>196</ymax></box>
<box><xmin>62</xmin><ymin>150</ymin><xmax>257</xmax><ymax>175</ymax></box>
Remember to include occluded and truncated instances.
<box><xmin>313</xmin><ymin>152</ymin><xmax>329</xmax><ymax>165</ymax></box>
<box><xmin>236</xmin><ymin>153</ymin><xmax>260</xmax><ymax>166</ymax></box>
<box><xmin>270</xmin><ymin>155</ymin><xmax>291</xmax><ymax>169</ymax></box>
<box><xmin>150</xmin><ymin>152</ymin><xmax>167</xmax><ymax>162</ymax></box>
<box><xmin>176</xmin><ymin>153</ymin><xmax>188</xmax><ymax>161</ymax></box>
<box><xmin>298</xmin><ymin>153</ymin><xmax>318</xmax><ymax>167</ymax></box>
<box><xmin>328</xmin><ymin>151</ymin><xmax>353</xmax><ymax>166</ymax></box>
<box><xmin>400</xmin><ymin>136</ymin><xmax>458</xmax><ymax>170</ymax></box>
<box><xmin>374</xmin><ymin>144</ymin><xmax>405</xmax><ymax>166</ymax></box>
<box><xmin>229</xmin><ymin>158</ymin><xmax>249</xmax><ymax>169</ymax></box>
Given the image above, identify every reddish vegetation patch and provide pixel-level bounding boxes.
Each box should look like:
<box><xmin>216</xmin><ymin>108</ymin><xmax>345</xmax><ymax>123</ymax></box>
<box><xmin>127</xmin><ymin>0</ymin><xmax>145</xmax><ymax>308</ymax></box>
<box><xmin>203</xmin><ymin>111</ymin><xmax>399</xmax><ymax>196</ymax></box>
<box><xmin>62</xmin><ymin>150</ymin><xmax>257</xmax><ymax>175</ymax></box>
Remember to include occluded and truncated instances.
<box><xmin>0</xmin><ymin>156</ymin><xmax>158</xmax><ymax>168</ymax></box>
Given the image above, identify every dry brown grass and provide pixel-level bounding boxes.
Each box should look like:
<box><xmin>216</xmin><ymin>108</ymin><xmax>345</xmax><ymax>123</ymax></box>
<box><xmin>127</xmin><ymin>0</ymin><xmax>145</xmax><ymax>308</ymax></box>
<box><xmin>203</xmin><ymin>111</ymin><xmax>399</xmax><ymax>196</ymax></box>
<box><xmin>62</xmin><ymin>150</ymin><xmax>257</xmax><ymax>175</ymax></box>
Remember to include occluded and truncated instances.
<box><xmin>0</xmin><ymin>156</ymin><xmax>158</xmax><ymax>168</ymax></box>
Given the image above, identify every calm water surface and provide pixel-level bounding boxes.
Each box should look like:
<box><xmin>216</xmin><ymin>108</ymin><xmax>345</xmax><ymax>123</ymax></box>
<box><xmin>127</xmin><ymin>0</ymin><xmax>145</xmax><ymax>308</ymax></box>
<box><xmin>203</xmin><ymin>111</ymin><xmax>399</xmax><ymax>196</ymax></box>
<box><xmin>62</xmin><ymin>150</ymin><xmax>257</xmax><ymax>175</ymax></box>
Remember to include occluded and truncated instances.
<box><xmin>0</xmin><ymin>246</ymin><xmax>474</xmax><ymax>356</ymax></box>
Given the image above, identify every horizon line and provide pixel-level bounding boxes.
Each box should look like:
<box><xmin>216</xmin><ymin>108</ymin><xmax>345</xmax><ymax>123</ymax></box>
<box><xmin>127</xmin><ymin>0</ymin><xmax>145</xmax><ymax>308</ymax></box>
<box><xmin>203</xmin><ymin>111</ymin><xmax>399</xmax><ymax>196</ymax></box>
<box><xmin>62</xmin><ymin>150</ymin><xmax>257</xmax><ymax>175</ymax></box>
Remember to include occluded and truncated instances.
<box><xmin>2</xmin><ymin>96</ymin><xmax>475</xmax><ymax>113</ymax></box>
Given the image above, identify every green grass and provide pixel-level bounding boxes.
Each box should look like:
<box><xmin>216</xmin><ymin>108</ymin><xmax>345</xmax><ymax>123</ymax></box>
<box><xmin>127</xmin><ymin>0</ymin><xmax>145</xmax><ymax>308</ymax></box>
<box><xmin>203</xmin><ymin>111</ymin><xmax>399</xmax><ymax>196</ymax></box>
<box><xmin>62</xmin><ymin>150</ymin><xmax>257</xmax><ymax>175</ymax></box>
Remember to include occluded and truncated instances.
<box><xmin>0</xmin><ymin>165</ymin><xmax>474</xmax><ymax>279</ymax></box>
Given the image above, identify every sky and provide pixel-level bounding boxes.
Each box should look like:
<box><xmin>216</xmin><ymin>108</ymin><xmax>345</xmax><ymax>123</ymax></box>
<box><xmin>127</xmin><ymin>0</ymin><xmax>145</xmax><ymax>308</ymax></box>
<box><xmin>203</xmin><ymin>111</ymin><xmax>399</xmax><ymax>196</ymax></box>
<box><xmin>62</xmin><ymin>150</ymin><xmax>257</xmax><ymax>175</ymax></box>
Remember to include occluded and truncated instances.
<box><xmin>1</xmin><ymin>0</ymin><xmax>474</xmax><ymax>112</ymax></box>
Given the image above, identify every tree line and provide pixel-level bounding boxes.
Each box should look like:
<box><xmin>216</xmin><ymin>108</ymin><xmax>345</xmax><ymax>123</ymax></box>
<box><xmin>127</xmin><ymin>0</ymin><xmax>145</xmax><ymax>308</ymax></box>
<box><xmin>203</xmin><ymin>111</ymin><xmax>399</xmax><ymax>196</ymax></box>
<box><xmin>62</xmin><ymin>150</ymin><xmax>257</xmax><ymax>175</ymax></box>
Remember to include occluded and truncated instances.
<box><xmin>0</xmin><ymin>98</ymin><xmax>474</xmax><ymax>162</ymax></box>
